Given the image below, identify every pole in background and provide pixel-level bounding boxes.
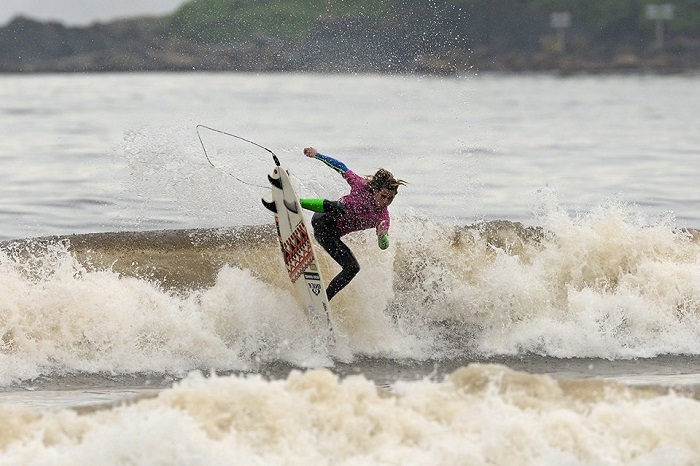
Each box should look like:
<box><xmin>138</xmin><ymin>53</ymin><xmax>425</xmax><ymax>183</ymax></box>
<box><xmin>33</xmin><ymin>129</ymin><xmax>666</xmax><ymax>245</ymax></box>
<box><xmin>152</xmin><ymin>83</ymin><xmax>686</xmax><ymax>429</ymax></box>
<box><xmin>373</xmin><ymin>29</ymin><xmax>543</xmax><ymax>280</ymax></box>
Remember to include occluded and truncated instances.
<box><xmin>550</xmin><ymin>12</ymin><xmax>572</xmax><ymax>54</ymax></box>
<box><xmin>645</xmin><ymin>3</ymin><xmax>674</xmax><ymax>50</ymax></box>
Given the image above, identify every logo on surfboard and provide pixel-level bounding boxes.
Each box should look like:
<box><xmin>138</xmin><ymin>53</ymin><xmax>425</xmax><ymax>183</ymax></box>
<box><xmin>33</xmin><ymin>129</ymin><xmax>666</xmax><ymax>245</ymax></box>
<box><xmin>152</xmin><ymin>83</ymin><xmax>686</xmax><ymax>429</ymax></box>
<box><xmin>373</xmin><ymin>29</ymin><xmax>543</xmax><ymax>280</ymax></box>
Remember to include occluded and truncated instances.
<box><xmin>281</xmin><ymin>221</ymin><xmax>315</xmax><ymax>283</ymax></box>
<box><xmin>308</xmin><ymin>282</ymin><xmax>322</xmax><ymax>296</ymax></box>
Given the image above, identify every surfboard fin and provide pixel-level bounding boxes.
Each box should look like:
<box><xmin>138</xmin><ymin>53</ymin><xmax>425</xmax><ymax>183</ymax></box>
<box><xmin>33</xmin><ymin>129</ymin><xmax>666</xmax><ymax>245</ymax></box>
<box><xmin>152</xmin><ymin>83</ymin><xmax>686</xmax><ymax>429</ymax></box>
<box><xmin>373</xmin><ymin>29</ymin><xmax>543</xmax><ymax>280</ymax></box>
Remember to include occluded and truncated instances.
<box><xmin>261</xmin><ymin>198</ymin><xmax>277</xmax><ymax>213</ymax></box>
<box><xmin>284</xmin><ymin>200</ymin><xmax>298</xmax><ymax>213</ymax></box>
<box><xmin>267</xmin><ymin>174</ymin><xmax>282</xmax><ymax>189</ymax></box>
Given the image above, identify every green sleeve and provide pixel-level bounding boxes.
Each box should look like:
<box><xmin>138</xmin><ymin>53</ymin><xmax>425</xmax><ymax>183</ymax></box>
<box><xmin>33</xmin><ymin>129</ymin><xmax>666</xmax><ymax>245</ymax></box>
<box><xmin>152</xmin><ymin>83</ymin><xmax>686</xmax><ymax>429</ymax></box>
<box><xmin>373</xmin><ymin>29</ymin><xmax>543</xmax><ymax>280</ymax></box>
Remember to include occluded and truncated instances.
<box><xmin>300</xmin><ymin>198</ymin><xmax>325</xmax><ymax>212</ymax></box>
<box><xmin>378</xmin><ymin>233</ymin><xmax>390</xmax><ymax>250</ymax></box>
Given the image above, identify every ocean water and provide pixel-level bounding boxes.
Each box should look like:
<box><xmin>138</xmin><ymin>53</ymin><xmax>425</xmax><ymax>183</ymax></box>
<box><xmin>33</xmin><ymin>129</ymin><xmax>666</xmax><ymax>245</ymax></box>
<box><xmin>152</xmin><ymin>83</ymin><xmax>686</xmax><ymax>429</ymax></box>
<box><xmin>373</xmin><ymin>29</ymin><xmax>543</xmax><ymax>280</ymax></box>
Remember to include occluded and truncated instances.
<box><xmin>1</xmin><ymin>72</ymin><xmax>700</xmax><ymax>464</ymax></box>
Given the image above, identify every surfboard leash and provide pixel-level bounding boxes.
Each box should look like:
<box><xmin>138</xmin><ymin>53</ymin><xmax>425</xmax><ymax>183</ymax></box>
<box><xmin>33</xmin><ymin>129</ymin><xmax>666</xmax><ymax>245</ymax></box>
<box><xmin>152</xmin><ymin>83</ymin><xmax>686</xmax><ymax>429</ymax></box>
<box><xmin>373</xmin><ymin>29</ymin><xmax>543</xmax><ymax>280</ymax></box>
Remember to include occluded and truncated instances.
<box><xmin>196</xmin><ymin>124</ymin><xmax>280</xmax><ymax>167</ymax></box>
<box><xmin>196</xmin><ymin>125</ymin><xmax>281</xmax><ymax>188</ymax></box>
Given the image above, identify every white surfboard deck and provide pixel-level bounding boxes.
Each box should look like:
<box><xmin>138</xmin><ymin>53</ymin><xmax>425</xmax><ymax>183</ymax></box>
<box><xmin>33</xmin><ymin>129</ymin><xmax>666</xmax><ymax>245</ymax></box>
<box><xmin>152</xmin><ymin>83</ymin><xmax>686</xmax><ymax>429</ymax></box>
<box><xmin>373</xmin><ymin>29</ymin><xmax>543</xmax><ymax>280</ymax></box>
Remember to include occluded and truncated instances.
<box><xmin>262</xmin><ymin>164</ymin><xmax>334</xmax><ymax>336</ymax></box>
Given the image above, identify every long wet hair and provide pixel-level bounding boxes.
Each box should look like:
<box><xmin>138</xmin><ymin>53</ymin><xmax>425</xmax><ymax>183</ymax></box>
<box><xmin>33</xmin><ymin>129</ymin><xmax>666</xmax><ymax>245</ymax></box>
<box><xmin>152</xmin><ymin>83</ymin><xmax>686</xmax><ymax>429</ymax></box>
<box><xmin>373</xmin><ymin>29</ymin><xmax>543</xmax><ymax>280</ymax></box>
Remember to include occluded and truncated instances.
<box><xmin>366</xmin><ymin>168</ymin><xmax>407</xmax><ymax>193</ymax></box>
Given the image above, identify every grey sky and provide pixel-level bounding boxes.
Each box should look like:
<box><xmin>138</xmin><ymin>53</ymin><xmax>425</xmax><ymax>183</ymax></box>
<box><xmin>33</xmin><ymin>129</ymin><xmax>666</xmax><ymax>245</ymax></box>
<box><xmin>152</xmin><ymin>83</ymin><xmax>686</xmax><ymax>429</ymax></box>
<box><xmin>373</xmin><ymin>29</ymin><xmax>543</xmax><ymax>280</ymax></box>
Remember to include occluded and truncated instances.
<box><xmin>0</xmin><ymin>0</ymin><xmax>188</xmax><ymax>27</ymax></box>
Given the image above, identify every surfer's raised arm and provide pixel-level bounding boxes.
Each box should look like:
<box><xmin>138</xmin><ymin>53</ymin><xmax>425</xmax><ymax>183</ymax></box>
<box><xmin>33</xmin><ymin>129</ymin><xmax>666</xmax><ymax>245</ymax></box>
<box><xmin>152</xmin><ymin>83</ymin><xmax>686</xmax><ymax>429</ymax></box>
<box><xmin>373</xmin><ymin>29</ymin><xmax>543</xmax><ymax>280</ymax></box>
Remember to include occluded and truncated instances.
<box><xmin>300</xmin><ymin>146</ymin><xmax>405</xmax><ymax>301</ymax></box>
<box><xmin>303</xmin><ymin>146</ymin><xmax>348</xmax><ymax>175</ymax></box>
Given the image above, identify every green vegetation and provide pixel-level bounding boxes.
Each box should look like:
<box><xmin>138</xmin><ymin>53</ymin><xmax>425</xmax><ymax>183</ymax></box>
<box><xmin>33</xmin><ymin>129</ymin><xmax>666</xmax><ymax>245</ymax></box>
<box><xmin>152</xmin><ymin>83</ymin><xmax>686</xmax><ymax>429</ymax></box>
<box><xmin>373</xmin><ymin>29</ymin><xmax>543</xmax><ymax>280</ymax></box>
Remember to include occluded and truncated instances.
<box><xmin>169</xmin><ymin>0</ymin><xmax>395</xmax><ymax>42</ymax></box>
<box><xmin>169</xmin><ymin>0</ymin><xmax>700</xmax><ymax>45</ymax></box>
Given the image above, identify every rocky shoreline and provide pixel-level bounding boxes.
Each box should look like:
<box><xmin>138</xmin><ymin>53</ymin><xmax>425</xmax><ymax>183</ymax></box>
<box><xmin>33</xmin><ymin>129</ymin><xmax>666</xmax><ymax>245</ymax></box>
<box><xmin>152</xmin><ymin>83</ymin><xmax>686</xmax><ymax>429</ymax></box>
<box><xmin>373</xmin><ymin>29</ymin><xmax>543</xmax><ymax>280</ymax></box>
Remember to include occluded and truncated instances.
<box><xmin>1</xmin><ymin>15</ymin><xmax>698</xmax><ymax>74</ymax></box>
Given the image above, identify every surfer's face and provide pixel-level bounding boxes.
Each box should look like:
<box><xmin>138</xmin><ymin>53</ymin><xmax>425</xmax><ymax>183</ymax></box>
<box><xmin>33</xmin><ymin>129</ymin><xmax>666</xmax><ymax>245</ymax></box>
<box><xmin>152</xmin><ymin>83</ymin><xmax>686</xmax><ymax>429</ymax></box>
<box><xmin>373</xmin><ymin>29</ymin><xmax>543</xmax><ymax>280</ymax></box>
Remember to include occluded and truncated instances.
<box><xmin>374</xmin><ymin>188</ymin><xmax>396</xmax><ymax>209</ymax></box>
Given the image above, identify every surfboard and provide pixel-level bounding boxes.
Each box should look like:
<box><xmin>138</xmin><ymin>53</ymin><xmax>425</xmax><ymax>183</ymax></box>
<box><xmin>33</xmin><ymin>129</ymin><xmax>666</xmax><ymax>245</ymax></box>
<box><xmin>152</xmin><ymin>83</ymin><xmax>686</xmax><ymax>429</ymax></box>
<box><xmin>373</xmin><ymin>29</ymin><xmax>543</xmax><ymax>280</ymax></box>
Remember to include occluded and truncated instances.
<box><xmin>262</xmin><ymin>163</ymin><xmax>334</xmax><ymax>335</ymax></box>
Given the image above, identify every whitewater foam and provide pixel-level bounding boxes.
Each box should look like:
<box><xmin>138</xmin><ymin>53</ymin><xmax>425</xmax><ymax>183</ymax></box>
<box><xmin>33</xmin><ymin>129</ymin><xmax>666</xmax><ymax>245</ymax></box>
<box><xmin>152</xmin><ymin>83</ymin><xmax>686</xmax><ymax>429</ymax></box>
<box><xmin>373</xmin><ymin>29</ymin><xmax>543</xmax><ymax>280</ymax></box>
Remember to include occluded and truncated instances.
<box><xmin>2</xmin><ymin>203</ymin><xmax>700</xmax><ymax>386</ymax></box>
<box><xmin>2</xmin><ymin>365</ymin><xmax>700</xmax><ymax>465</ymax></box>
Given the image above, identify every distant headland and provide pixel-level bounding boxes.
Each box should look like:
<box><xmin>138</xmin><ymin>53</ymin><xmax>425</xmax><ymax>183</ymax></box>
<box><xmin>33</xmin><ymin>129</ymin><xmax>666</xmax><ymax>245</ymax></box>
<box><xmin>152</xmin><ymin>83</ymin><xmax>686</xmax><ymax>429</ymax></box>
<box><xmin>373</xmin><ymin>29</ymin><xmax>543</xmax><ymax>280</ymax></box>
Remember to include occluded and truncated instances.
<box><xmin>1</xmin><ymin>0</ymin><xmax>698</xmax><ymax>74</ymax></box>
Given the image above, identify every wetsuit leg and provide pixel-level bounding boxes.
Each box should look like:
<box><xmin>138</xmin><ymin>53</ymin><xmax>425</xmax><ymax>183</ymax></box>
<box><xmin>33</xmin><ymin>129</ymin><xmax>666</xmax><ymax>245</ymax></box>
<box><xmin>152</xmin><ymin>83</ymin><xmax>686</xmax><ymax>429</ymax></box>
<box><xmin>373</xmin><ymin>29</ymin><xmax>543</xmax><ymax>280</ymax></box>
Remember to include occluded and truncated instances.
<box><xmin>311</xmin><ymin>212</ymin><xmax>360</xmax><ymax>301</ymax></box>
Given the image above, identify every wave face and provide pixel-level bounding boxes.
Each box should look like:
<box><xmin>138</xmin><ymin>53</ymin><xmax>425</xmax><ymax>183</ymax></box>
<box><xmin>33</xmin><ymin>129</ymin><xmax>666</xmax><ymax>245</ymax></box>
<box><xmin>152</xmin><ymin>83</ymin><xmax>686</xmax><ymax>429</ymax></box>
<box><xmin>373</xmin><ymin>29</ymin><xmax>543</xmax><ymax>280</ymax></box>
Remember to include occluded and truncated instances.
<box><xmin>2</xmin><ymin>208</ymin><xmax>700</xmax><ymax>385</ymax></box>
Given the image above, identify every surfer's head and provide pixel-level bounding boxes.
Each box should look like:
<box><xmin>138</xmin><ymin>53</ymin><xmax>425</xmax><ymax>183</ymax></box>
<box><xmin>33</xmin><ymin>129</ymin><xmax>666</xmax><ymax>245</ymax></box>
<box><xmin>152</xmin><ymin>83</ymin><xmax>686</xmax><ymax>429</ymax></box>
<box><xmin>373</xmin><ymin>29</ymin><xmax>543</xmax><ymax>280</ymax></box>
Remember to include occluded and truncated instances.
<box><xmin>367</xmin><ymin>168</ymin><xmax>406</xmax><ymax>208</ymax></box>
<box><xmin>367</xmin><ymin>168</ymin><xmax>406</xmax><ymax>193</ymax></box>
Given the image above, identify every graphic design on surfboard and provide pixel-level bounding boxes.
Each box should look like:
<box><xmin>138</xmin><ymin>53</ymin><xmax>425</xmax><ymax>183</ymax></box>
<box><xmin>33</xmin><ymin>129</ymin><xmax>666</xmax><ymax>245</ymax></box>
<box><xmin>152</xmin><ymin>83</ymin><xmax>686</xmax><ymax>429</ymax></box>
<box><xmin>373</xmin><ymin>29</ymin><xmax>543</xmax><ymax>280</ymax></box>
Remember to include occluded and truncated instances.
<box><xmin>262</xmin><ymin>163</ymin><xmax>333</xmax><ymax>334</ymax></box>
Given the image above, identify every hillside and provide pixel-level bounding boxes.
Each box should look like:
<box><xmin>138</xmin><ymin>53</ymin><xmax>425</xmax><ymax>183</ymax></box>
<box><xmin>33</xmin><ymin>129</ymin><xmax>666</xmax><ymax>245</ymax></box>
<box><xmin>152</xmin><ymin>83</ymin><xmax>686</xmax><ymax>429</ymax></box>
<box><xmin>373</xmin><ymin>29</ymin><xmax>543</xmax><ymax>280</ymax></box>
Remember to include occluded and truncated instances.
<box><xmin>1</xmin><ymin>0</ymin><xmax>699</xmax><ymax>73</ymax></box>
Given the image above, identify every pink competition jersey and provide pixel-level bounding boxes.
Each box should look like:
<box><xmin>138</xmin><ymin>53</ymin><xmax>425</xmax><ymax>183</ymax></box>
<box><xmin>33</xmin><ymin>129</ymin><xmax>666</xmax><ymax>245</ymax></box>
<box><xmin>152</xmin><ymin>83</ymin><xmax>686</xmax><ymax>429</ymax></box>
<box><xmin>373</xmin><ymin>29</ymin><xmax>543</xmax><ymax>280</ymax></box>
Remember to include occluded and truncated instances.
<box><xmin>336</xmin><ymin>170</ymin><xmax>390</xmax><ymax>237</ymax></box>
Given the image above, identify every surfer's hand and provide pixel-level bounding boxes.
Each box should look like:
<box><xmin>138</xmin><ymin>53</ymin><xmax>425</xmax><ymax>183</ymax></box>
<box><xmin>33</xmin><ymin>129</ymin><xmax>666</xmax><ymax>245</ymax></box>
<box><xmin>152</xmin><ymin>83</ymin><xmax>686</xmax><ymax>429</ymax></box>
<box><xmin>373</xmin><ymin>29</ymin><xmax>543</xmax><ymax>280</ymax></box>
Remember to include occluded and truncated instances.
<box><xmin>378</xmin><ymin>233</ymin><xmax>389</xmax><ymax>250</ymax></box>
<box><xmin>303</xmin><ymin>147</ymin><xmax>317</xmax><ymax>158</ymax></box>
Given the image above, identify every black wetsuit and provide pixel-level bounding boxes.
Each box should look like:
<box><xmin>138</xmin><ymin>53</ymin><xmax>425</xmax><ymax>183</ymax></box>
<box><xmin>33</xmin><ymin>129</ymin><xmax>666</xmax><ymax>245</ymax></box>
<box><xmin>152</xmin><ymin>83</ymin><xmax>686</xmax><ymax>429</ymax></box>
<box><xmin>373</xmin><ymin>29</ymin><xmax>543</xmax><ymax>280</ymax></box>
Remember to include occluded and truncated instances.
<box><xmin>311</xmin><ymin>212</ymin><xmax>360</xmax><ymax>301</ymax></box>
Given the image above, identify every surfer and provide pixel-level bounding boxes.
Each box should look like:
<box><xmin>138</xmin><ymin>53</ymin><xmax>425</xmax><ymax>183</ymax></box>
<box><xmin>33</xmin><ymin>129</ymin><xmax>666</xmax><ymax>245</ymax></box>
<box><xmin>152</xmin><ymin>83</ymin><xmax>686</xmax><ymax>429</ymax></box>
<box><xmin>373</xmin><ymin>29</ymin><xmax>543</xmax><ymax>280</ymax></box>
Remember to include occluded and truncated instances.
<box><xmin>300</xmin><ymin>147</ymin><xmax>406</xmax><ymax>301</ymax></box>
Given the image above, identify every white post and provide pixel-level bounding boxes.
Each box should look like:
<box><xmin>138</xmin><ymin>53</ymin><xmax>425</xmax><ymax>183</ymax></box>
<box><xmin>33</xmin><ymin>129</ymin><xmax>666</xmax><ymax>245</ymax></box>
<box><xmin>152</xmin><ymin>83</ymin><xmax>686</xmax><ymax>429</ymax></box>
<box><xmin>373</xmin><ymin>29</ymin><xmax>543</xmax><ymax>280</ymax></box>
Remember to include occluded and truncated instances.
<box><xmin>646</xmin><ymin>3</ymin><xmax>674</xmax><ymax>50</ymax></box>
<box><xmin>549</xmin><ymin>12</ymin><xmax>571</xmax><ymax>54</ymax></box>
